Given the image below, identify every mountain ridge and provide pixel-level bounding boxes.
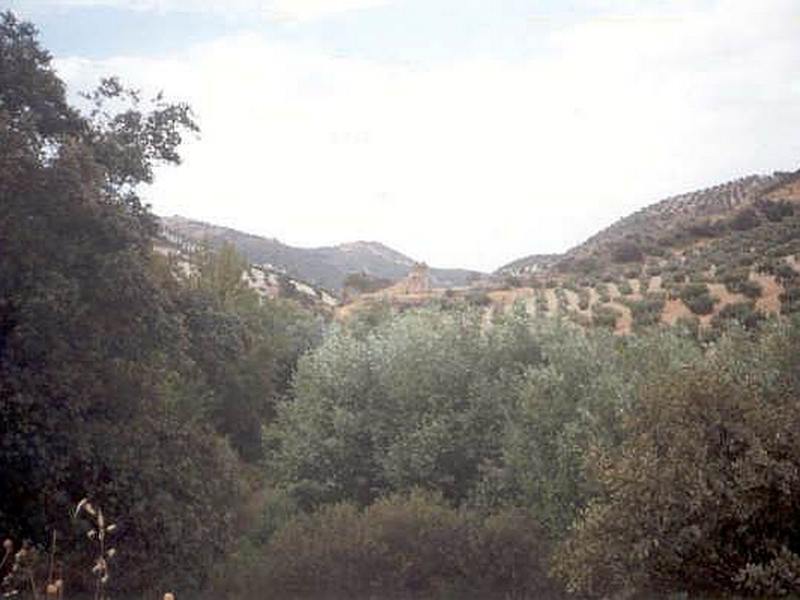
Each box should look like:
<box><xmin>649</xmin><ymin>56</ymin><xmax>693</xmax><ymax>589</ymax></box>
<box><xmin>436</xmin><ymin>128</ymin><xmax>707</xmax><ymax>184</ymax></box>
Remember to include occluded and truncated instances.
<box><xmin>498</xmin><ymin>168</ymin><xmax>800</xmax><ymax>276</ymax></box>
<box><xmin>159</xmin><ymin>215</ymin><xmax>482</xmax><ymax>293</ymax></box>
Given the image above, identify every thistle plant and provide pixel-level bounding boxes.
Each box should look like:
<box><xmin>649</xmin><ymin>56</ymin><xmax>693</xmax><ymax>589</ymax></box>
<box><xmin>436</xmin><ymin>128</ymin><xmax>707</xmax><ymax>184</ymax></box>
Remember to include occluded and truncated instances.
<box><xmin>74</xmin><ymin>499</ymin><xmax>117</xmax><ymax>600</ymax></box>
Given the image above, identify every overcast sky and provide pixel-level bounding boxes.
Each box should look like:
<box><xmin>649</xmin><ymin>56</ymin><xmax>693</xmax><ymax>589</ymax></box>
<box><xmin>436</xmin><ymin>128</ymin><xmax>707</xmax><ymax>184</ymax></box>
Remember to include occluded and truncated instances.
<box><xmin>10</xmin><ymin>0</ymin><xmax>800</xmax><ymax>271</ymax></box>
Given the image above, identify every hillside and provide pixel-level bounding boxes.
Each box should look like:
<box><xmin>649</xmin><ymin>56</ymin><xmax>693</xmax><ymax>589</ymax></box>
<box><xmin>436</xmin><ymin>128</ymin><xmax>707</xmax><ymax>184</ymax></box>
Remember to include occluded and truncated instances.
<box><xmin>159</xmin><ymin>216</ymin><xmax>482</xmax><ymax>292</ymax></box>
<box><xmin>484</xmin><ymin>168</ymin><xmax>800</xmax><ymax>333</ymax></box>
<box><xmin>338</xmin><ymin>168</ymin><xmax>800</xmax><ymax>334</ymax></box>
<box><xmin>497</xmin><ymin>253</ymin><xmax>562</xmax><ymax>276</ymax></box>
<box><xmin>155</xmin><ymin>227</ymin><xmax>339</xmax><ymax>310</ymax></box>
<box><xmin>500</xmin><ymin>169</ymin><xmax>800</xmax><ymax>276</ymax></box>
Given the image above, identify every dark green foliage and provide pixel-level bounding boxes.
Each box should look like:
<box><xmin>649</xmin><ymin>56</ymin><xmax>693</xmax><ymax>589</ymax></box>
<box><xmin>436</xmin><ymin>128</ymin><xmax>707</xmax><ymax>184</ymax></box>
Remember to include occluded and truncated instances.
<box><xmin>594</xmin><ymin>282</ymin><xmax>611</xmax><ymax>303</ymax></box>
<box><xmin>617</xmin><ymin>279</ymin><xmax>634</xmax><ymax>295</ymax></box>
<box><xmin>0</xmin><ymin>13</ymin><xmax>275</xmax><ymax>594</ymax></box>
<box><xmin>625</xmin><ymin>293</ymin><xmax>666</xmax><ymax>329</ymax></box>
<box><xmin>178</xmin><ymin>257</ymin><xmax>322</xmax><ymax>459</ymax></box>
<box><xmin>555</xmin><ymin>288</ymin><xmax>569</xmax><ymax>312</ymax></box>
<box><xmin>719</xmin><ymin>268</ymin><xmax>762</xmax><ymax>299</ymax></box>
<box><xmin>775</xmin><ymin>261</ymin><xmax>799</xmax><ymax>284</ymax></box>
<box><xmin>611</xmin><ymin>240</ymin><xmax>644</xmax><ymax>263</ymax></box>
<box><xmin>554</xmin><ymin>319</ymin><xmax>800</xmax><ymax>598</ymax></box>
<box><xmin>687</xmin><ymin>219</ymin><xmax>725</xmax><ymax>238</ymax></box>
<box><xmin>729</xmin><ymin>207</ymin><xmax>761</xmax><ymax>231</ymax></box>
<box><xmin>266</xmin><ymin>307</ymin><xmax>546</xmax><ymax>508</ymax></box>
<box><xmin>591</xmin><ymin>304</ymin><xmax>619</xmax><ymax>330</ymax></box>
<box><xmin>665</xmin><ymin>270</ymin><xmax>687</xmax><ymax>285</ymax></box>
<box><xmin>757</xmin><ymin>198</ymin><xmax>794</xmax><ymax>222</ymax></box>
<box><xmin>711</xmin><ymin>301</ymin><xmax>765</xmax><ymax>331</ymax></box>
<box><xmin>535</xmin><ymin>288</ymin><xmax>548</xmax><ymax>313</ymax></box>
<box><xmin>344</xmin><ymin>271</ymin><xmax>393</xmax><ymax>294</ymax></box>
<box><xmin>577</xmin><ymin>288</ymin><xmax>590</xmax><ymax>310</ymax></box>
<box><xmin>781</xmin><ymin>285</ymin><xmax>800</xmax><ymax>314</ymax></box>
<box><xmin>680</xmin><ymin>282</ymin><xmax>716</xmax><ymax>315</ymax></box>
<box><xmin>465</xmin><ymin>290</ymin><xmax>492</xmax><ymax>307</ymax></box>
<box><xmin>644</xmin><ymin>264</ymin><xmax>662</xmax><ymax>277</ymax></box>
<box><xmin>249</xmin><ymin>490</ymin><xmax>562</xmax><ymax>599</ymax></box>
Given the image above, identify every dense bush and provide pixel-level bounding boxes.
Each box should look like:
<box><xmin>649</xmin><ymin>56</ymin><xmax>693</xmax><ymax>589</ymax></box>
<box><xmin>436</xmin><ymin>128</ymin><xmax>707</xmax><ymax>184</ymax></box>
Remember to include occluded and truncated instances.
<box><xmin>266</xmin><ymin>306</ymin><xmax>546</xmax><ymax>507</ymax></box>
<box><xmin>595</xmin><ymin>283</ymin><xmax>611</xmax><ymax>303</ymax></box>
<box><xmin>680</xmin><ymin>282</ymin><xmax>716</xmax><ymax>315</ymax></box>
<box><xmin>0</xmin><ymin>13</ymin><xmax>316</xmax><ymax>595</ymax></box>
<box><xmin>625</xmin><ymin>293</ymin><xmax>666</xmax><ymax>329</ymax></box>
<box><xmin>729</xmin><ymin>207</ymin><xmax>761</xmax><ymax>231</ymax></box>
<box><xmin>591</xmin><ymin>304</ymin><xmax>619</xmax><ymax>330</ymax></box>
<box><xmin>555</xmin><ymin>287</ymin><xmax>569</xmax><ymax>312</ymax></box>
<box><xmin>253</xmin><ymin>490</ymin><xmax>562</xmax><ymax>599</ymax></box>
<box><xmin>577</xmin><ymin>288</ymin><xmax>590</xmax><ymax>310</ymax></box>
<box><xmin>465</xmin><ymin>289</ymin><xmax>492</xmax><ymax>307</ymax></box>
<box><xmin>781</xmin><ymin>285</ymin><xmax>800</xmax><ymax>314</ymax></box>
<box><xmin>757</xmin><ymin>198</ymin><xmax>794</xmax><ymax>222</ymax></box>
<box><xmin>554</xmin><ymin>319</ymin><xmax>800</xmax><ymax>598</ymax></box>
<box><xmin>344</xmin><ymin>271</ymin><xmax>393</xmax><ymax>294</ymax></box>
<box><xmin>611</xmin><ymin>241</ymin><xmax>644</xmax><ymax>263</ymax></box>
<box><xmin>710</xmin><ymin>301</ymin><xmax>765</xmax><ymax>331</ymax></box>
<box><xmin>535</xmin><ymin>288</ymin><xmax>549</xmax><ymax>313</ymax></box>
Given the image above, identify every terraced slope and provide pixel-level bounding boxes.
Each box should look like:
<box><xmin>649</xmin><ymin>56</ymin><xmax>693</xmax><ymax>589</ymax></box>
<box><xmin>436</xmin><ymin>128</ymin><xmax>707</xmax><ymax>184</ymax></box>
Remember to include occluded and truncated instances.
<box><xmin>489</xmin><ymin>170</ymin><xmax>800</xmax><ymax>332</ymax></box>
<box><xmin>343</xmin><ymin>169</ymin><xmax>800</xmax><ymax>334</ymax></box>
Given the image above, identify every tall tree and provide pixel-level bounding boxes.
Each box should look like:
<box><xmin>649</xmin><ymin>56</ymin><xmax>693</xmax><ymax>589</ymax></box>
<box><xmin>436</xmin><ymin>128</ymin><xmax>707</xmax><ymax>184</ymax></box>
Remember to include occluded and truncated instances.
<box><xmin>0</xmin><ymin>12</ymin><xmax>239</xmax><ymax>593</ymax></box>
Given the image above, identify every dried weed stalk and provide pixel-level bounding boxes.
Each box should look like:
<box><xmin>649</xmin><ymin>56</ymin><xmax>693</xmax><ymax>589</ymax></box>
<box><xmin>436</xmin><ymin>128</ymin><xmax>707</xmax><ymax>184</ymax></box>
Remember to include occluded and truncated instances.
<box><xmin>74</xmin><ymin>499</ymin><xmax>117</xmax><ymax>600</ymax></box>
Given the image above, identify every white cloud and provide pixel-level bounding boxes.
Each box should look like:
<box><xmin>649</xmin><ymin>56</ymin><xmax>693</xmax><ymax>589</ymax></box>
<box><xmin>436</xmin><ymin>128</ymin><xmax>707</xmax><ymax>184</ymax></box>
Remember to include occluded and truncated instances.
<box><xmin>54</xmin><ymin>0</ymin><xmax>800</xmax><ymax>271</ymax></box>
<box><xmin>24</xmin><ymin>0</ymin><xmax>392</xmax><ymax>21</ymax></box>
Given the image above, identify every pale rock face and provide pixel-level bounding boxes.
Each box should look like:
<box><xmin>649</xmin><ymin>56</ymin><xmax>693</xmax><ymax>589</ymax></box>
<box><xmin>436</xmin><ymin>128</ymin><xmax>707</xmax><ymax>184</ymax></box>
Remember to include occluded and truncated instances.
<box><xmin>291</xmin><ymin>280</ymin><xmax>318</xmax><ymax>298</ymax></box>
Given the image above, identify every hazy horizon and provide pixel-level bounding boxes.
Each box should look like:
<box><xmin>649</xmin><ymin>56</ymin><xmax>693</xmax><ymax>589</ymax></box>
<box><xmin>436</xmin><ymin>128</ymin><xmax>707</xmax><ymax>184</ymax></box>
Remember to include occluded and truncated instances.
<box><xmin>10</xmin><ymin>0</ymin><xmax>800</xmax><ymax>271</ymax></box>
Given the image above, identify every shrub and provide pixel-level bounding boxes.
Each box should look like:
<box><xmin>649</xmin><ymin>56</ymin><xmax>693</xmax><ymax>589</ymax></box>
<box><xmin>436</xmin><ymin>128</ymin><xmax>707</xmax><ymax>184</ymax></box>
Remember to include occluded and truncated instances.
<box><xmin>687</xmin><ymin>219</ymin><xmax>723</xmax><ymax>238</ymax></box>
<box><xmin>645</xmin><ymin>264</ymin><xmax>662</xmax><ymax>277</ymax></box>
<box><xmin>266</xmin><ymin>308</ymin><xmax>545</xmax><ymax>507</ymax></box>
<box><xmin>775</xmin><ymin>262</ymin><xmax>799</xmax><ymax>284</ymax></box>
<box><xmin>595</xmin><ymin>283</ymin><xmax>611</xmax><ymax>303</ymax></box>
<box><xmin>344</xmin><ymin>271</ymin><xmax>393</xmax><ymax>294</ymax></box>
<box><xmin>555</xmin><ymin>288</ymin><xmax>569</xmax><ymax>312</ymax></box>
<box><xmin>673</xmin><ymin>314</ymin><xmax>701</xmax><ymax>339</ymax></box>
<box><xmin>617</xmin><ymin>279</ymin><xmax>634</xmax><ymax>295</ymax></box>
<box><xmin>465</xmin><ymin>290</ymin><xmax>492</xmax><ymax>307</ymax></box>
<box><xmin>611</xmin><ymin>241</ymin><xmax>644</xmax><ymax>263</ymax></box>
<box><xmin>666</xmin><ymin>271</ymin><xmax>687</xmax><ymax>285</ymax></box>
<box><xmin>568</xmin><ymin>312</ymin><xmax>592</xmax><ymax>328</ymax></box>
<box><xmin>711</xmin><ymin>301</ymin><xmax>765</xmax><ymax>331</ymax></box>
<box><xmin>720</xmin><ymin>268</ymin><xmax>762</xmax><ymax>299</ymax></box>
<box><xmin>680</xmin><ymin>282</ymin><xmax>716</xmax><ymax>315</ymax></box>
<box><xmin>757</xmin><ymin>198</ymin><xmax>794</xmax><ymax>222</ymax></box>
<box><xmin>592</xmin><ymin>304</ymin><xmax>619</xmax><ymax>330</ymax></box>
<box><xmin>535</xmin><ymin>289</ymin><xmax>548</xmax><ymax>313</ymax></box>
<box><xmin>258</xmin><ymin>491</ymin><xmax>562</xmax><ymax>598</ymax></box>
<box><xmin>780</xmin><ymin>285</ymin><xmax>800</xmax><ymax>314</ymax></box>
<box><xmin>470</xmin><ymin>508</ymin><xmax>562</xmax><ymax>598</ymax></box>
<box><xmin>625</xmin><ymin>293</ymin><xmax>666</xmax><ymax>329</ymax></box>
<box><xmin>577</xmin><ymin>288</ymin><xmax>590</xmax><ymax>311</ymax></box>
<box><xmin>554</xmin><ymin>321</ymin><xmax>800</xmax><ymax>598</ymax></box>
<box><xmin>729</xmin><ymin>207</ymin><xmax>761</xmax><ymax>231</ymax></box>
